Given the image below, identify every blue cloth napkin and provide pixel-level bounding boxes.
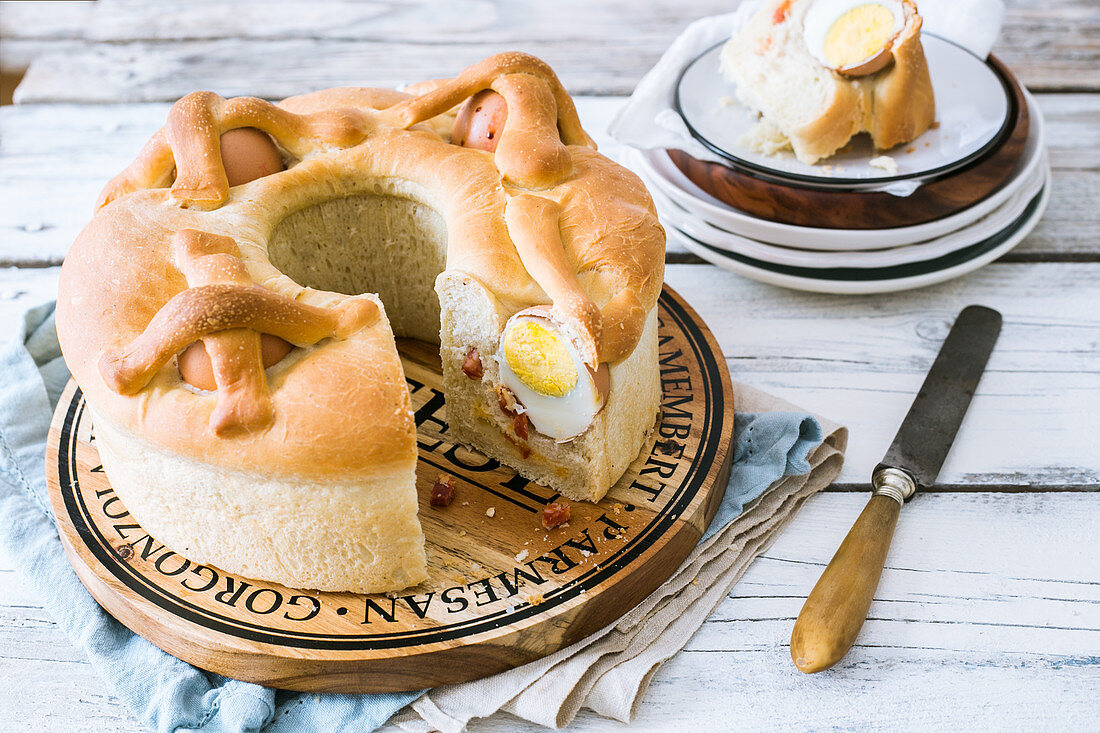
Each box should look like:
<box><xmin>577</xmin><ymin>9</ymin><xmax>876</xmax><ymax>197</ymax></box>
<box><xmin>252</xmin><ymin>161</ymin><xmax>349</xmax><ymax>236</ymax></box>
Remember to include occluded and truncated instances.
<box><xmin>0</xmin><ymin>303</ymin><xmax>823</xmax><ymax>733</ymax></box>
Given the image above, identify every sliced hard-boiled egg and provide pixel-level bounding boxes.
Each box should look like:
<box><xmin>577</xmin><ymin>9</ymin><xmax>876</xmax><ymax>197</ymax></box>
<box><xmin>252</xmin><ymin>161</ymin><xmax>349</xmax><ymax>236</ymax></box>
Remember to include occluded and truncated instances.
<box><xmin>803</xmin><ymin>0</ymin><xmax>905</xmax><ymax>77</ymax></box>
<box><xmin>496</xmin><ymin>307</ymin><xmax>609</xmax><ymax>441</ymax></box>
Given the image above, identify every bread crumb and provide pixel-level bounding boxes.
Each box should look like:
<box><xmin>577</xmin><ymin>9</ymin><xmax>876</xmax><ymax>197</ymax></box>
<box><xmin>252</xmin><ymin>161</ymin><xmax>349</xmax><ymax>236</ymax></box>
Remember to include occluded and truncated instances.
<box><xmin>461</xmin><ymin>501</ymin><xmax>469</xmax><ymax>506</ymax></box>
<box><xmin>612</xmin><ymin>503</ymin><xmax>624</xmax><ymax>514</ymax></box>
<box><xmin>718</xmin><ymin>96</ymin><xmax>736</xmax><ymax>107</ymax></box>
<box><xmin>526</xmin><ymin>593</ymin><xmax>545</xmax><ymax>606</ymax></box>
<box><xmin>869</xmin><ymin>155</ymin><xmax>898</xmax><ymax>174</ymax></box>
<box><xmin>458</xmin><ymin>529</ymin><xmax>467</xmax><ymax>537</ymax></box>
<box><xmin>515</xmin><ymin>549</ymin><xmax>529</xmax><ymax>562</ymax></box>
<box><xmin>737</xmin><ymin>118</ymin><xmax>791</xmax><ymax>156</ymax></box>
<box><xmin>906</xmin><ymin>146</ymin><xmax>916</xmax><ymax>154</ymax></box>
<box><xmin>485</xmin><ymin>506</ymin><xmax>496</xmax><ymax>518</ymax></box>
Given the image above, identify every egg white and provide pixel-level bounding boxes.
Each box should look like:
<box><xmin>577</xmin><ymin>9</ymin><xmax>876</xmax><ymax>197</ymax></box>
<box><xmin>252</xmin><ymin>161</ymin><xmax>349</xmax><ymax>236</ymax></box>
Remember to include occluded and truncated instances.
<box><xmin>496</xmin><ymin>316</ymin><xmax>602</xmax><ymax>442</ymax></box>
<box><xmin>802</xmin><ymin>0</ymin><xmax>904</xmax><ymax>70</ymax></box>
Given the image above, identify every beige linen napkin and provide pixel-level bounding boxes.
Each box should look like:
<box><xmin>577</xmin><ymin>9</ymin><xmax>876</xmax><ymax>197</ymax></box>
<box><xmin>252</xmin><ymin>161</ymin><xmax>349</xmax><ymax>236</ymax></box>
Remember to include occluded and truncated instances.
<box><xmin>390</xmin><ymin>381</ymin><xmax>847</xmax><ymax>732</ymax></box>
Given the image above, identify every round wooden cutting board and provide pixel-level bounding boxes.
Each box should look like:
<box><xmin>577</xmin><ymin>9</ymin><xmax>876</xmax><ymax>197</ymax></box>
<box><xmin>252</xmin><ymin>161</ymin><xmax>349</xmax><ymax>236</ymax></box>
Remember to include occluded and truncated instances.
<box><xmin>46</xmin><ymin>286</ymin><xmax>733</xmax><ymax>693</ymax></box>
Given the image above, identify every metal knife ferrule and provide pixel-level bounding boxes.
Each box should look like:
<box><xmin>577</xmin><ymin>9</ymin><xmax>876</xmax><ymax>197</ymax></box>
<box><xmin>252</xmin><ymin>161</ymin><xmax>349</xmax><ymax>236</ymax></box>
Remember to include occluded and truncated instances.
<box><xmin>872</xmin><ymin>466</ymin><xmax>917</xmax><ymax>505</ymax></box>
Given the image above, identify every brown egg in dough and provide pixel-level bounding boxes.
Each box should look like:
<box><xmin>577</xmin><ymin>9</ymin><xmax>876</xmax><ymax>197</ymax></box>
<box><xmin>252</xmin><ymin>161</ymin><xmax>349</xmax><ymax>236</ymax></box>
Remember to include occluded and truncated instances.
<box><xmin>452</xmin><ymin>90</ymin><xmax>508</xmax><ymax>152</ymax></box>
<box><xmin>178</xmin><ymin>334</ymin><xmax>294</xmax><ymax>391</ymax></box>
<box><xmin>219</xmin><ymin>127</ymin><xmax>285</xmax><ymax>186</ymax></box>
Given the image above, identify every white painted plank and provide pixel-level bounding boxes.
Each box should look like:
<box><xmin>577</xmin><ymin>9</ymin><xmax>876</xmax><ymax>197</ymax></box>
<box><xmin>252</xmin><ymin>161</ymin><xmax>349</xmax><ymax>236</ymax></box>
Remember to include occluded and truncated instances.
<box><xmin>1</xmin><ymin>96</ymin><xmax>1098</xmax><ymax>263</ymax></box>
<box><xmin>0</xmin><ymin>267</ymin><xmax>60</xmax><ymax>333</ymax></box>
<box><xmin>4</xmin><ymin>492</ymin><xmax>1097</xmax><ymax>731</ymax></box>
<box><xmin>12</xmin><ymin>37</ymin><xmax>666</xmax><ymax>104</ymax></box>
<box><xmin>1</xmin><ymin>263</ymin><xmax>1097</xmax><ymax>489</ymax></box>
<box><xmin>8</xmin><ymin>0</ymin><xmax>1099</xmax><ymax>100</ymax></box>
<box><xmin>663</xmin><ymin>262</ymin><xmax>1100</xmax><ymax>487</ymax></box>
<box><xmin>0</xmin><ymin>2</ymin><xmax>92</xmax><ymax>70</ymax></box>
<box><xmin>0</xmin><ymin>1</ymin><xmax>94</xmax><ymax>39</ymax></box>
<box><xmin>80</xmin><ymin>0</ymin><xmax>728</xmax><ymax>44</ymax></box>
<box><xmin>0</xmin><ymin>104</ymin><xmax>173</xmax><ymax>264</ymax></box>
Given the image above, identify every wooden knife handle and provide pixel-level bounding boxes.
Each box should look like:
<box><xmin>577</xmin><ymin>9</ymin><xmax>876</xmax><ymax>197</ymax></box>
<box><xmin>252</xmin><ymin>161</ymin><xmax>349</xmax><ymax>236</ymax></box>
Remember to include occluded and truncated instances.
<box><xmin>790</xmin><ymin>493</ymin><xmax>901</xmax><ymax>673</ymax></box>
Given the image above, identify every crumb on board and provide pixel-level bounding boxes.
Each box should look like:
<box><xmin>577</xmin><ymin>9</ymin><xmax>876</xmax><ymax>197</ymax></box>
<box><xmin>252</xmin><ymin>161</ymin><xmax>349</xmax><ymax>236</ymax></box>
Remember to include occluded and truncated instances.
<box><xmin>526</xmin><ymin>593</ymin><xmax>545</xmax><ymax>606</ymax></box>
<box><xmin>542</xmin><ymin>501</ymin><xmax>571</xmax><ymax>529</ymax></box>
<box><xmin>429</xmin><ymin>474</ymin><xmax>455</xmax><ymax>507</ymax></box>
<box><xmin>485</xmin><ymin>506</ymin><xmax>496</xmax><ymax>518</ymax></box>
<box><xmin>515</xmin><ymin>549</ymin><xmax>529</xmax><ymax>563</ymax></box>
<box><xmin>458</xmin><ymin>529</ymin><xmax>467</xmax><ymax>537</ymax></box>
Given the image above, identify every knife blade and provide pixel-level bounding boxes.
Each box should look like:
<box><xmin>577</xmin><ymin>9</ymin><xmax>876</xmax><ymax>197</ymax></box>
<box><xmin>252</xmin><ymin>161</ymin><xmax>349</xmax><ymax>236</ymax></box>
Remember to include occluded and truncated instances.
<box><xmin>790</xmin><ymin>305</ymin><xmax>1002</xmax><ymax>673</ymax></box>
<box><xmin>876</xmin><ymin>305</ymin><xmax>1002</xmax><ymax>493</ymax></box>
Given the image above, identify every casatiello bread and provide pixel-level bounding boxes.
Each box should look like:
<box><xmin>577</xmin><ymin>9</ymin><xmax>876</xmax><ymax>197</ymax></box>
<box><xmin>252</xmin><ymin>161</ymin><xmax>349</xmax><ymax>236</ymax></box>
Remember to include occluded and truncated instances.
<box><xmin>721</xmin><ymin>0</ymin><xmax>935</xmax><ymax>165</ymax></box>
<box><xmin>55</xmin><ymin>53</ymin><xmax>665</xmax><ymax>594</ymax></box>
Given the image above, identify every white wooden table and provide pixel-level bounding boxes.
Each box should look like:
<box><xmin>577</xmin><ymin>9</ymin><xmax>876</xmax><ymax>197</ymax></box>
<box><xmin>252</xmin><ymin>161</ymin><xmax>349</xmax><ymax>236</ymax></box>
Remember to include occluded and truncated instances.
<box><xmin>1</xmin><ymin>1</ymin><xmax>1097</xmax><ymax>730</ymax></box>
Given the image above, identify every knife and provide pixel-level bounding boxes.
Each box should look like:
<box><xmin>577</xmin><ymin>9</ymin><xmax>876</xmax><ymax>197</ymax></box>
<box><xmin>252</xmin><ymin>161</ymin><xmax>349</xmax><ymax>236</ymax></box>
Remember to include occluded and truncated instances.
<box><xmin>789</xmin><ymin>305</ymin><xmax>1002</xmax><ymax>674</ymax></box>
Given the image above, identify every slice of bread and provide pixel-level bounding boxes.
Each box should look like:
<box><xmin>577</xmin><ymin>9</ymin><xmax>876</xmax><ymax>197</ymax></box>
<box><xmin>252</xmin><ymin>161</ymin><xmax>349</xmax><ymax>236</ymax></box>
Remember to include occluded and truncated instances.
<box><xmin>720</xmin><ymin>0</ymin><xmax>935</xmax><ymax>165</ymax></box>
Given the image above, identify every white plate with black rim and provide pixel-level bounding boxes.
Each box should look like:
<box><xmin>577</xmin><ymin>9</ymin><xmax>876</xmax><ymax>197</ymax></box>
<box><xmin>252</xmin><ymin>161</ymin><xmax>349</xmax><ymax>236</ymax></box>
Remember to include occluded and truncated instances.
<box><xmin>667</xmin><ymin>180</ymin><xmax>1050</xmax><ymax>294</ymax></box>
<box><xmin>650</xmin><ymin>154</ymin><xmax>1048</xmax><ymax>269</ymax></box>
<box><xmin>675</xmin><ymin>34</ymin><xmax>1013</xmax><ymax>190</ymax></box>
<box><xmin>625</xmin><ymin>88</ymin><xmax>1046</xmax><ymax>251</ymax></box>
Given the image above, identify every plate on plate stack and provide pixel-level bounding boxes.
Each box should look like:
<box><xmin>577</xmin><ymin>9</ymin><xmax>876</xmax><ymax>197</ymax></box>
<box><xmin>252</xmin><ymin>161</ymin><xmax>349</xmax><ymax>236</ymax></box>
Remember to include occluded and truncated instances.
<box><xmin>629</xmin><ymin>34</ymin><xmax>1050</xmax><ymax>294</ymax></box>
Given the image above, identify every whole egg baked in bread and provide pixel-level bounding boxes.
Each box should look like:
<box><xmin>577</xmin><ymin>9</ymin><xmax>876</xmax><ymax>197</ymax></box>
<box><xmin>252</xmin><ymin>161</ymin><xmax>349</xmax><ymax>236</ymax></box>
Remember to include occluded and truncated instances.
<box><xmin>721</xmin><ymin>0</ymin><xmax>935</xmax><ymax>164</ymax></box>
<box><xmin>55</xmin><ymin>53</ymin><xmax>665</xmax><ymax>594</ymax></box>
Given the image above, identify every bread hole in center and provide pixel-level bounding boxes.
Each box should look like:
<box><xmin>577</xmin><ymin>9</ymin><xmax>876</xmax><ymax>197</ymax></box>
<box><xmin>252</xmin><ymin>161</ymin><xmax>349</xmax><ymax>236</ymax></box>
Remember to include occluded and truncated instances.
<box><xmin>267</xmin><ymin>193</ymin><xmax>447</xmax><ymax>344</ymax></box>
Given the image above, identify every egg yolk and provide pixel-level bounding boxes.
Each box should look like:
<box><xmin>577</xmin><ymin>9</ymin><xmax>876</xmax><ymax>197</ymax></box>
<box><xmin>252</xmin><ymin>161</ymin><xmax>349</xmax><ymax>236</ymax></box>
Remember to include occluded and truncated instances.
<box><xmin>823</xmin><ymin>3</ymin><xmax>895</xmax><ymax>68</ymax></box>
<box><xmin>503</xmin><ymin>320</ymin><xmax>578</xmax><ymax>397</ymax></box>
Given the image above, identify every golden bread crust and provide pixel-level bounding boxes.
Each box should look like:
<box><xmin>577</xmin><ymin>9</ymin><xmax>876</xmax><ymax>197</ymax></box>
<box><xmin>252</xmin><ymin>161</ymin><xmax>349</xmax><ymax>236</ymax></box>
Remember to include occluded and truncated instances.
<box><xmin>868</xmin><ymin>13</ymin><xmax>936</xmax><ymax>150</ymax></box>
<box><xmin>57</xmin><ymin>52</ymin><xmax>665</xmax><ymax>482</ymax></box>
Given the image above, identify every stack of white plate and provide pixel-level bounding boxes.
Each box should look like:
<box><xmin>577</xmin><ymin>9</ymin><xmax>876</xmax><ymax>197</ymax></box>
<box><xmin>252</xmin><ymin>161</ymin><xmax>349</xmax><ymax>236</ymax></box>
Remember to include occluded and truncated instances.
<box><xmin>628</xmin><ymin>36</ymin><xmax>1051</xmax><ymax>294</ymax></box>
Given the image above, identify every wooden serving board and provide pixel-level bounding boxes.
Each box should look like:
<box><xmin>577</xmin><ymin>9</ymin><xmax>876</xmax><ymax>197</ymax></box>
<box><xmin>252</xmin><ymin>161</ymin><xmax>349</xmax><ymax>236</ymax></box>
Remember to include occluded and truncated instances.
<box><xmin>670</xmin><ymin>55</ymin><xmax>1030</xmax><ymax>230</ymax></box>
<box><xmin>46</xmin><ymin>286</ymin><xmax>733</xmax><ymax>693</ymax></box>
